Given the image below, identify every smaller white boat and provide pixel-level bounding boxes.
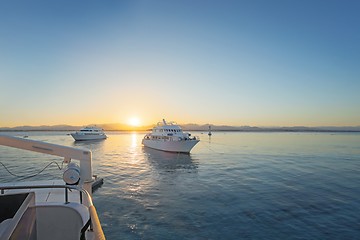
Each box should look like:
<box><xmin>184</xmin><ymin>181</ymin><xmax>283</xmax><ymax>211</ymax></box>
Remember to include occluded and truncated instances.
<box><xmin>142</xmin><ymin>119</ymin><xmax>199</xmax><ymax>153</ymax></box>
<box><xmin>71</xmin><ymin>126</ymin><xmax>107</xmax><ymax>141</ymax></box>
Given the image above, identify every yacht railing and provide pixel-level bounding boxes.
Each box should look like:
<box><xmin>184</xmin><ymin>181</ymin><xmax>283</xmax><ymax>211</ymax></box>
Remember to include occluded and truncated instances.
<box><xmin>0</xmin><ymin>135</ymin><xmax>105</xmax><ymax>239</ymax></box>
<box><xmin>0</xmin><ymin>134</ymin><xmax>94</xmax><ymax>195</ymax></box>
<box><xmin>0</xmin><ymin>184</ymin><xmax>89</xmax><ymax>205</ymax></box>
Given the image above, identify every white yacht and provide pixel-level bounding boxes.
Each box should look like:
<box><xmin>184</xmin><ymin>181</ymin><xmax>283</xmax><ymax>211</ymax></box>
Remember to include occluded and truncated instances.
<box><xmin>142</xmin><ymin>119</ymin><xmax>199</xmax><ymax>153</ymax></box>
<box><xmin>0</xmin><ymin>135</ymin><xmax>105</xmax><ymax>240</ymax></box>
<box><xmin>71</xmin><ymin>126</ymin><xmax>107</xmax><ymax>141</ymax></box>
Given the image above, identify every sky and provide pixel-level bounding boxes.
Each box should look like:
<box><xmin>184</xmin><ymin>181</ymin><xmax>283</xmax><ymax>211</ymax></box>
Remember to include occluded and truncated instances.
<box><xmin>1</xmin><ymin>0</ymin><xmax>359</xmax><ymax>127</ymax></box>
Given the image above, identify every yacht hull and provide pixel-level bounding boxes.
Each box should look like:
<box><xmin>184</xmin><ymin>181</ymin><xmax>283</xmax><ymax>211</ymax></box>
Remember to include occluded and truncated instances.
<box><xmin>142</xmin><ymin>139</ymin><xmax>199</xmax><ymax>153</ymax></box>
<box><xmin>70</xmin><ymin>133</ymin><xmax>107</xmax><ymax>141</ymax></box>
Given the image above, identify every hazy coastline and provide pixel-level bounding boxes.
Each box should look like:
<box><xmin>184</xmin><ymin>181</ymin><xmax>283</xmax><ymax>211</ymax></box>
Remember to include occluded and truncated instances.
<box><xmin>1</xmin><ymin>124</ymin><xmax>360</xmax><ymax>132</ymax></box>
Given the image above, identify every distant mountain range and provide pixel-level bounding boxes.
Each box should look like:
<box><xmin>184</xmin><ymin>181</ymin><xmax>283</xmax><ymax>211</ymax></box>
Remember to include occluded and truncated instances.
<box><xmin>1</xmin><ymin>123</ymin><xmax>360</xmax><ymax>132</ymax></box>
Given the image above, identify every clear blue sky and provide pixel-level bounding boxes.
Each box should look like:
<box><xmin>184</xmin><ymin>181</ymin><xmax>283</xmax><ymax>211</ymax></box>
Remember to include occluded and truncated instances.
<box><xmin>1</xmin><ymin>0</ymin><xmax>359</xmax><ymax>127</ymax></box>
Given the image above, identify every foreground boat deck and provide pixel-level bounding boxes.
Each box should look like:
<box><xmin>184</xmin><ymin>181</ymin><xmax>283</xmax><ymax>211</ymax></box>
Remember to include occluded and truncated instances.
<box><xmin>0</xmin><ymin>180</ymin><xmax>83</xmax><ymax>204</ymax></box>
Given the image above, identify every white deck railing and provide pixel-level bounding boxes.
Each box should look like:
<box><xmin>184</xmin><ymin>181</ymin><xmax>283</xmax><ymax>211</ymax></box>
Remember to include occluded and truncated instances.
<box><xmin>0</xmin><ymin>134</ymin><xmax>94</xmax><ymax>195</ymax></box>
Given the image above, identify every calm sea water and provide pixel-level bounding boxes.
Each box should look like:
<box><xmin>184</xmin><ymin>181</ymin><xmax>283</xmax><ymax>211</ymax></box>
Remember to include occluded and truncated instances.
<box><xmin>1</xmin><ymin>131</ymin><xmax>360</xmax><ymax>239</ymax></box>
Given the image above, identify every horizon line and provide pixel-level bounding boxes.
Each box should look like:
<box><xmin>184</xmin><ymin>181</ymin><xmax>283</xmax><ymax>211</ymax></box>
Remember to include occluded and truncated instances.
<box><xmin>1</xmin><ymin>123</ymin><xmax>360</xmax><ymax>133</ymax></box>
<box><xmin>1</xmin><ymin>122</ymin><xmax>360</xmax><ymax>128</ymax></box>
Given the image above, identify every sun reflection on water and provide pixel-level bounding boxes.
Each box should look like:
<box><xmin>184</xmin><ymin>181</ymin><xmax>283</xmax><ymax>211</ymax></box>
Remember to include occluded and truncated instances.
<box><xmin>131</xmin><ymin>133</ymin><xmax>138</xmax><ymax>148</ymax></box>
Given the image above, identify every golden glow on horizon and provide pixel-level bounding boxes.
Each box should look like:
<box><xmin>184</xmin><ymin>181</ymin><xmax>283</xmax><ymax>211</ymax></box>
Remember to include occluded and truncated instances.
<box><xmin>128</xmin><ymin>117</ymin><xmax>141</xmax><ymax>126</ymax></box>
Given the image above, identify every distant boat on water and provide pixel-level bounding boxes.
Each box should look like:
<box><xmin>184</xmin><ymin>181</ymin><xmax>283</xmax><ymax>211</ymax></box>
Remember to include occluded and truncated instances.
<box><xmin>70</xmin><ymin>126</ymin><xmax>107</xmax><ymax>141</ymax></box>
<box><xmin>142</xmin><ymin>119</ymin><xmax>200</xmax><ymax>153</ymax></box>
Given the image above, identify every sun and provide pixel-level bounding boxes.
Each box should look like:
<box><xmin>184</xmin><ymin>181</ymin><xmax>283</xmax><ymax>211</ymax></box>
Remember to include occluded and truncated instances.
<box><xmin>128</xmin><ymin>117</ymin><xmax>140</xmax><ymax>126</ymax></box>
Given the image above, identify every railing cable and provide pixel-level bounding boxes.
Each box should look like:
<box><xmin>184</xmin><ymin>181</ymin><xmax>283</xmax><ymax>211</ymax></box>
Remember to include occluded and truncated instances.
<box><xmin>0</xmin><ymin>161</ymin><xmax>63</xmax><ymax>180</ymax></box>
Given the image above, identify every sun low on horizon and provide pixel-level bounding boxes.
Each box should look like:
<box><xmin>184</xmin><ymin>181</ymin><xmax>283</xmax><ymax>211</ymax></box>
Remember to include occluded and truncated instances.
<box><xmin>128</xmin><ymin>117</ymin><xmax>141</xmax><ymax>127</ymax></box>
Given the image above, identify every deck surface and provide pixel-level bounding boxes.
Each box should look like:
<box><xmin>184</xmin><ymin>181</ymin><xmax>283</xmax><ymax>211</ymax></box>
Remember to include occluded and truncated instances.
<box><xmin>0</xmin><ymin>180</ymin><xmax>82</xmax><ymax>204</ymax></box>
